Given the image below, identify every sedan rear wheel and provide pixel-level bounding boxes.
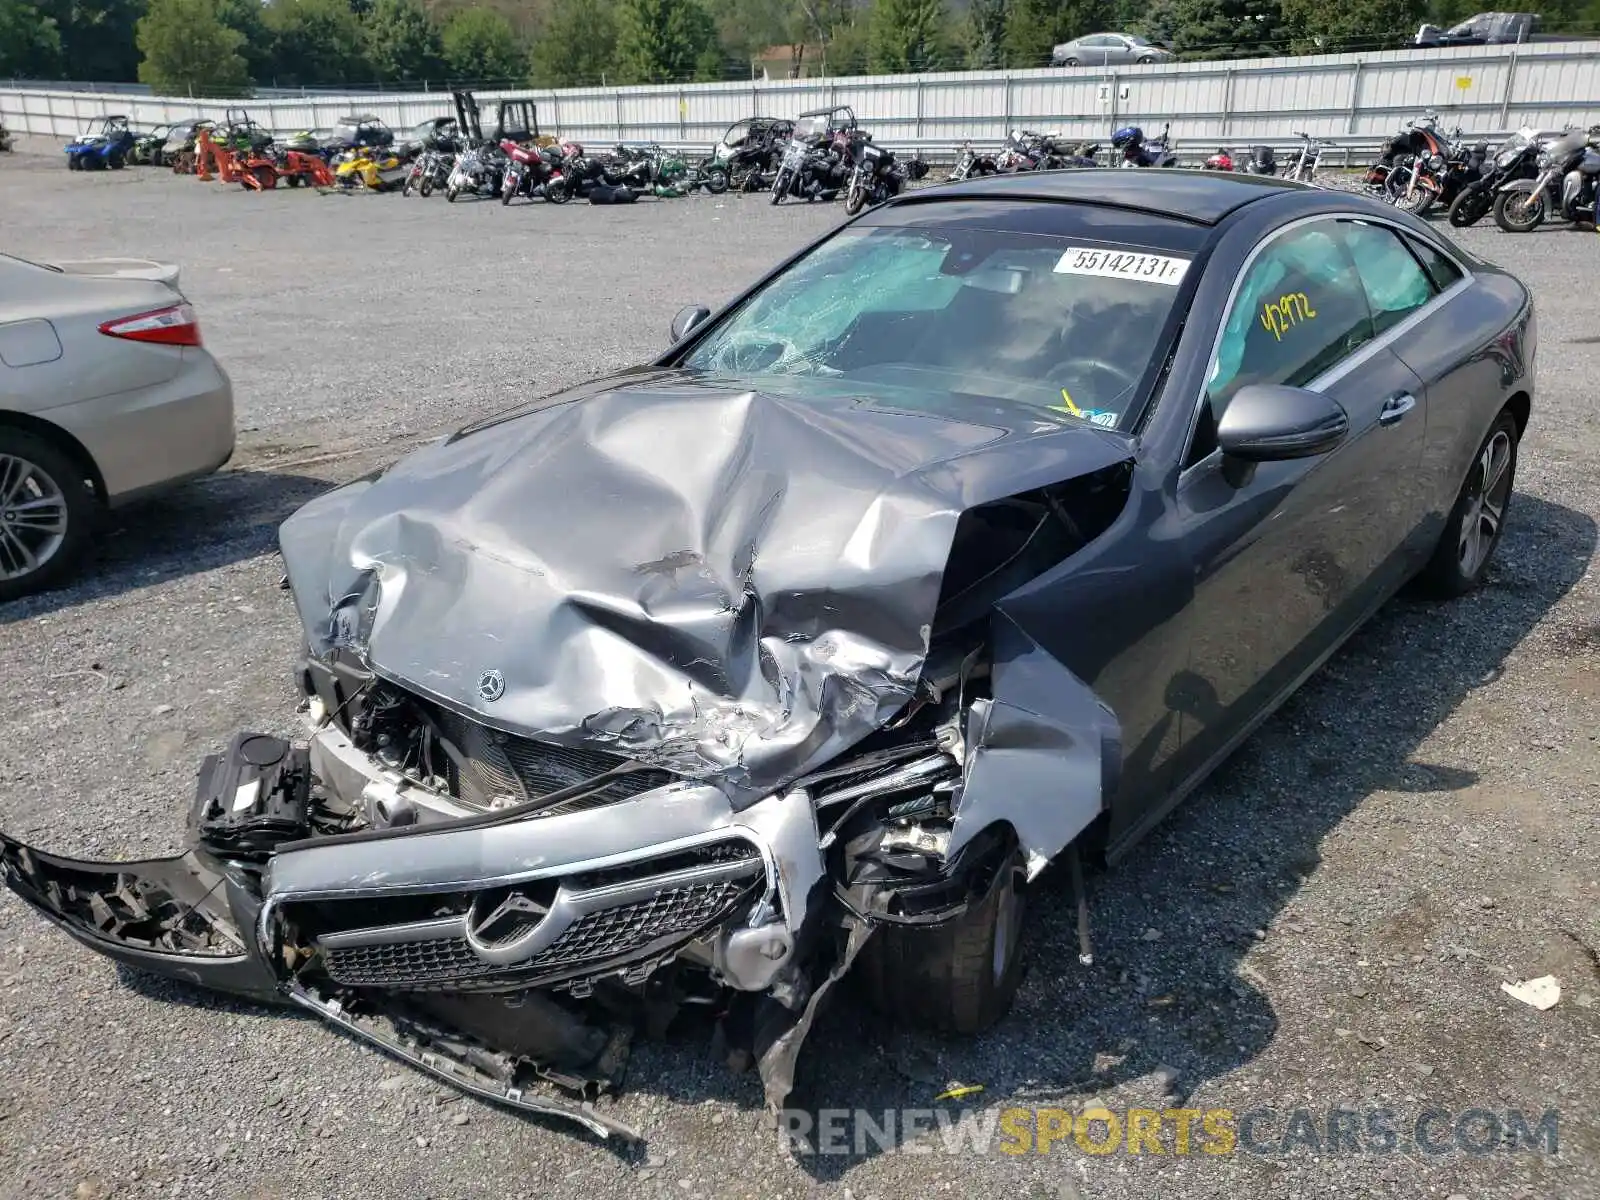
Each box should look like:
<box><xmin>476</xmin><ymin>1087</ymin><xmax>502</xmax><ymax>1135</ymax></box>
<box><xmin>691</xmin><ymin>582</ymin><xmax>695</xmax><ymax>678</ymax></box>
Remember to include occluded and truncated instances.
<box><xmin>1415</xmin><ymin>411</ymin><xmax>1519</xmax><ymax>598</ymax></box>
<box><xmin>0</xmin><ymin>433</ymin><xmax>96</xmax><ymax>602</ymax></box>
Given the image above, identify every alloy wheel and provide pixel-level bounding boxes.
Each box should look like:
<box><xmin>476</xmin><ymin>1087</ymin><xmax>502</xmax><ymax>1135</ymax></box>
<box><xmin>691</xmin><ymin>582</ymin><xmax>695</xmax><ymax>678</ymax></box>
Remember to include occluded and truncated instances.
<box><xmin>0</xmin><ymin>453</ymin><xmax>69</xmax><ymax>582</ymax></box>
<box><xmin>1458</xmin><ymin>430</ymin><xmax>1513</xmax><ymax>578</ymax></box>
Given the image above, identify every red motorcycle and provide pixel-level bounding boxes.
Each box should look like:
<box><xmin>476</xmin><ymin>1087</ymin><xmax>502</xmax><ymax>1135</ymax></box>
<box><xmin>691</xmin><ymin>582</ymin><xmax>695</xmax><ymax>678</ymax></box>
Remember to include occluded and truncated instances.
<box><xmin>1203</xmin><ymin>148</ymin><xmax>1235</xmax><ymax>171</ymax></box>
<box><xmin>499</xmin><ymin>138</ymin><xmax>571</xmax><ymax>205</ymax></box>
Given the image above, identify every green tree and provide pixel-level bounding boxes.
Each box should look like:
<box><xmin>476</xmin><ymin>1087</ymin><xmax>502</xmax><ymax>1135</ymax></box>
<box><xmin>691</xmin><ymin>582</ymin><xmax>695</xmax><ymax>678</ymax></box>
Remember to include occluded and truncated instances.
<box><xmin>214</xmin><ymin>0</ymin><xmax>274</xmax><ymax>83</ymax></box>
<box><xmin>967</xmin><ymin>0</ymin><xmax>1008</xmax><ymax>67</ymax></box>
<box><xmin>1281</xmin><ymin>0</ymin><xmax>1420</xmax><ymax>51</ymax></box>
<box><xmin>1142</xmin><ymin>0</ymin><xmax>1286</xmax><ymax>58</ymax></box>
<box><xmin>530</xmin><ymin>0</ymin><xmax>617</xmax><ymax>85</ymax></box>
<box><xmin>703</xmin><ymin>0</ymin><xmax>791</xmax><ymax>62</ymax></box>
<box><xmin>39</xmin><ymin>0</ymin><xmax>145</xmax><ymax>81</ymax></box>
<box><xmin>263</xmin><ymin>0</ymin><xmax>371</xmax><ymax>84</ymax></box>
<box><xmin>614</xmin><ymin>0</ymin><xmax>716</xmax><ymax>83</ymax></box>
<box><xmin>0</xmin><ymin>0</ymin><xmax>64</xmax><ymax>77</ymax></box>
<box><xmin>136</xmin><ymin>0</ymin><xmax>250</xmax><ymax>93</ymax></box>
<box><xmin>440</xmin><ymin>6</ymin><xmax>524</xmax><ymax>81</ymax></box>
<box><xmin>1003</xmin><ymin>0</ymin><xmax>1110</xmax><ymax>66</ymax></box>
<box><xmin>364</xmin><ymin>0</ymin><xmax>445</xmax><ymax>79</ymax></box>
<box><xmin>868</xmin><ymin>0</ymin><xmax>948</xmax><ymax>71</ymax></box>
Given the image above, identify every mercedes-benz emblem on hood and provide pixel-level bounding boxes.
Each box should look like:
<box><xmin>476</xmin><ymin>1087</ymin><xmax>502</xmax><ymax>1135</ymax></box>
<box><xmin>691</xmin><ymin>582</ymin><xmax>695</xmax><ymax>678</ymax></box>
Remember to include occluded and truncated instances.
<box><xmin>476</xmin><ymin>669</ymin><xmax>505</xmax><ymax>702</ymax></box>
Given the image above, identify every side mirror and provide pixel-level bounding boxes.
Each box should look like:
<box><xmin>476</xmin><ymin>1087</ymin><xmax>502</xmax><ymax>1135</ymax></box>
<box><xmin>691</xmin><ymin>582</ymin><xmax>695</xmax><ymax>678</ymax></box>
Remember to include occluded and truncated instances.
<box><xmin>670</xmin><ymin>304</ymin><xmax>711</xmax><ymax>343</ymax></box>
<box><xmin>1216</xmin><ymin>384</ymin><xmax>1349</xmax><ymax>461</ymax></box>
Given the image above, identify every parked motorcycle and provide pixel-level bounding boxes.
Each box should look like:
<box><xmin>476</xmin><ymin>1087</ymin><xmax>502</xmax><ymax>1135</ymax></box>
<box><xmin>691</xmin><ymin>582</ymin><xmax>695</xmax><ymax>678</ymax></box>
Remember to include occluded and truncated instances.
<box><xmin>402</xmin><ymin>146</ymin><xmax>453</xmax><ymax>197</ymax></box>
<box><xmin>500</xmin><ymin>139</ymin><xmax>570</xmax><ymax>205</ymax></box>
<box><xmin>1384</xmin><ymin>126</ymin><xmax>1485</xmax><ymax>215</ymax></box>
<box><xmin>1493</xmin><ymin>126</ymin><xmax>1600</xmax><ymax>232</ymax></box>
<box><xmin>444</xmin><ymin>144</ymin><xmax>504</xmax><ymax>201</ymax></box>
<box><xmin>1446</xmin><ymin>126</ymin><xmax>1558</xmax><ymax>227</ymax></box>
<box><xmin>1241</xmin><ymin>145</ymin><xmax>1278</xmax><ymax>175</ymax></box>
<box><xmin>1279</xmin><ymin>131</ymin><xmax>1335</xmax><ymax>183</ymax></box>
<box><xmin>770</xmin><ymin>107</ymin><xmax>855</xmax><ymax>205</ymax></box>
<box><xmin>948</xmin><ymin>141</ymin><xmax>999</xmax><ymax>181</ymax></box>
<box><xmin>843</xmin><ymin>136</ymin><xmax>928</xmax><ymax>215</ymax></box>
<box><xmin>1111</xmin><ymin>123</ymin><xmax>1177</xmax><ymax>168</ymax></box>
<box><xmin>1203</xmin><ymin>148</ymin><xmax>1235</xmax><ymax>171</ymax></box>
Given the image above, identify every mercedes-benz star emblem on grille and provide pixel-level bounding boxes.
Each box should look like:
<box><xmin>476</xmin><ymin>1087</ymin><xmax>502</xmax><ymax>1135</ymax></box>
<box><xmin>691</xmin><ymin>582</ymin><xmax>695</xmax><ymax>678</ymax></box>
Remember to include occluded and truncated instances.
<box><xmin>476</xmin><ymin>669</ymin><xmax>505</xmax><ymax>702</ymax></box>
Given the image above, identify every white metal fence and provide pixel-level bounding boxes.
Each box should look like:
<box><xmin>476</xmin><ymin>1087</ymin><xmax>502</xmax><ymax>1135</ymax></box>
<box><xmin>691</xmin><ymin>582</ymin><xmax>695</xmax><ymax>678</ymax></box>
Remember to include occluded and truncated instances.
<box><xmin>3</xmin><ymin>40</ymin><xmax>1597</xmax><ymax>161</ymax></box>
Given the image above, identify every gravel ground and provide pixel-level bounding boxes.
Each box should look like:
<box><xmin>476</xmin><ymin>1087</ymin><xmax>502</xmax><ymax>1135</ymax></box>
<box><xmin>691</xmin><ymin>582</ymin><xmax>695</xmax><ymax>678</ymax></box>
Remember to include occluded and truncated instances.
<box><xmin>1</xmin><ymin>145</ymin><xmax>1597</xmax><ymax>1200</ymax></box>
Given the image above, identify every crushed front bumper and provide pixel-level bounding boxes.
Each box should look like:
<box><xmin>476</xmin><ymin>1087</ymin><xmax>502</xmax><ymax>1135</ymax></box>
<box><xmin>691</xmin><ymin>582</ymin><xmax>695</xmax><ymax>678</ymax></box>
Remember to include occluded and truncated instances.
<box><xmin>0</xmin><ymin>725</ymin><xmax>837</xmax><ymax>1141</ymax></box>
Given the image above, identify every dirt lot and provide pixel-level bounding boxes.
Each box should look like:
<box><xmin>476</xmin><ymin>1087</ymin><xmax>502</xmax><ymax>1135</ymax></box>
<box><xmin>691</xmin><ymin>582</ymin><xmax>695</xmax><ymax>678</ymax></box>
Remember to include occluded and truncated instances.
<box><xmin>0</xmin><ymin>144</ymin><xmax>1597</xmax><ymax>1200</ymax></box>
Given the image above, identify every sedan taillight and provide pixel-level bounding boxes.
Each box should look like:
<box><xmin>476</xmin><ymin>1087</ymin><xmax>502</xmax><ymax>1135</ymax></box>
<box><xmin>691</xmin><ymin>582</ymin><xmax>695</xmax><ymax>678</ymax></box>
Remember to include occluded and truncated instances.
<box><xmin>98</xmin><ymin>303</ymin><xmax>202</xmax><ymax>347</ymax></box>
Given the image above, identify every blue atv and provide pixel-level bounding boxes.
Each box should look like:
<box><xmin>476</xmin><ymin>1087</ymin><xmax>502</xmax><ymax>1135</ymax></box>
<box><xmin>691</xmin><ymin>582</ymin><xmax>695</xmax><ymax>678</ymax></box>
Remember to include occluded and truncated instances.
<box><xmin>65</xmin><ymin>115</ymin><xmax>136</xmax><ymax>171</ymax></box>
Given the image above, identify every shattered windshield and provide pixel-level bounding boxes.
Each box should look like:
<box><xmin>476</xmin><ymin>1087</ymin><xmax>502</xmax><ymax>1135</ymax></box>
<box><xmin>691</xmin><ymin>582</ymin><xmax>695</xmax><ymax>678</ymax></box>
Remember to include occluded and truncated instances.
<box><xmin>680</xmin><ymin>224</ymin><xmax>1191</xmax><ymax>426</ymax></box>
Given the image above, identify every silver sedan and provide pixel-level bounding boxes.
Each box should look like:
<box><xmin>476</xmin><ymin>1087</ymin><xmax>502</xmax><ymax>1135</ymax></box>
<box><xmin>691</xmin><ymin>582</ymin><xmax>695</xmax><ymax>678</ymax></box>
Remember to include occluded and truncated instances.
<box><xmin>0</xmin><ymin>254</ymin><xmax>234</xmax><ymax>599</ymax></box>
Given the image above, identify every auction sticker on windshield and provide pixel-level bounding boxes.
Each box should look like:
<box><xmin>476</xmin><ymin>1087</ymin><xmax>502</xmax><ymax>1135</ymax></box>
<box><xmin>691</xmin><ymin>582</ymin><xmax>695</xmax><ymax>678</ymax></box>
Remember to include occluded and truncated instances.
<box><xmin>1054</xmin><ymin>247</ymin><xmax>1191</xmax><ymax>285</ymax></box>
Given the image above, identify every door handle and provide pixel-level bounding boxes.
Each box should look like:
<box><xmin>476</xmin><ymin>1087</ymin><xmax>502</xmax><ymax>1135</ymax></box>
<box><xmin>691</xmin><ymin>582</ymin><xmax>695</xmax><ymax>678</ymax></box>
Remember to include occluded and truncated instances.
<box><xmin>1379</xmin><ymin>392</ymin><xmax>1417</xmax><ymax>425</ymax></box>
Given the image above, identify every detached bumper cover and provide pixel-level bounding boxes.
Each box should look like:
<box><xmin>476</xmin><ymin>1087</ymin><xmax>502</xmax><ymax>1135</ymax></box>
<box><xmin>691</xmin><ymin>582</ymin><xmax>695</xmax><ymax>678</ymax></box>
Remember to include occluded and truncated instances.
<box><xmin>0</xmin><ymin>835</ymin><xmax>281</xmax><ymax>1001</ymax></box>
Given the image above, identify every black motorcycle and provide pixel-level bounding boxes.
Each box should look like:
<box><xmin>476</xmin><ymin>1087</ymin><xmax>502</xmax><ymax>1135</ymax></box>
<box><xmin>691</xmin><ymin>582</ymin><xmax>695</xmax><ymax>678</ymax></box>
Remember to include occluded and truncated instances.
<box><xmin>1241</xmin><ymin>145</ymin><xmax>1278</xmax><ymax>176</ymax></box>
<box><xmin>1494</xmin><ymin>126</ymin><xmax>1600</xmax><ymax>232</ymax></box>
<box><xmin>1446</xmin><ymin>126</ymin><xmax>1554</xmax><ymax>227</ymax></box>
<box><xmin>843</xmin><ymin>136</ymin><xmax>928</xmax><ymax>215</ymax></box>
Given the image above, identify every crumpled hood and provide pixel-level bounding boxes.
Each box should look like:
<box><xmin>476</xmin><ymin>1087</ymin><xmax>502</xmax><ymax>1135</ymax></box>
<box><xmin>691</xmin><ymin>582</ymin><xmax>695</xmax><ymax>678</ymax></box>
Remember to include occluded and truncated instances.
<box><xmin>279</xmin><ymin>370</ymin><xmax>1132</xmax><ymax>797</ymax></box>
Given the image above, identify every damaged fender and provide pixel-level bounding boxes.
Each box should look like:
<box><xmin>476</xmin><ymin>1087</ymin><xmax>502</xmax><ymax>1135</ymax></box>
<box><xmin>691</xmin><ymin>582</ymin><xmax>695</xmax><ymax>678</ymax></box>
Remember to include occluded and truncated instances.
<box><xmin>947</xmin><ymin>611</ymin><xmax>1121</xmax><ymax>879</ymax></box>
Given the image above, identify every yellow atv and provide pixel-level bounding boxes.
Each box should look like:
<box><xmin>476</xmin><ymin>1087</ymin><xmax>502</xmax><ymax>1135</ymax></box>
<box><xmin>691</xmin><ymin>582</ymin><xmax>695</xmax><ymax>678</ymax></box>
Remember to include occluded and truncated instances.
<box><xmin>334</xmin><ymin>146</ymin><xmax>408</xmax><ymax>192</ymax></box>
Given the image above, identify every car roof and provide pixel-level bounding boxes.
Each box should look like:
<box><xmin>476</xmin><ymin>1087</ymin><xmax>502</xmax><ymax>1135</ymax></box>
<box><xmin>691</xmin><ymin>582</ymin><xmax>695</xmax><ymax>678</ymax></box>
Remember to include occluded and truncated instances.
<box><xmin>909</xmin><ymin>169</ymin><xmax>1318</xmax><ymax>226</ymax></box>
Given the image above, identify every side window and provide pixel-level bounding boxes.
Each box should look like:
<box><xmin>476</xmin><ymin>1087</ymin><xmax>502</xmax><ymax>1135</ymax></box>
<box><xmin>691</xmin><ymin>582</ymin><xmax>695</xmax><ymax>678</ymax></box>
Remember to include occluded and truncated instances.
<box><xmin>1336</xmin><ymin>220</ymin><xmax>1438</xmax><ymax>335</ymax></box>
<box><xmin>1403</xmin><ymin>233</ymin><xmax>1465</xmax><ymax>292</ymax></box>
<box><xmin>1187</xmin><ymin>221</ymin><xmax>1375</xmax><ymax>466</ymax></box>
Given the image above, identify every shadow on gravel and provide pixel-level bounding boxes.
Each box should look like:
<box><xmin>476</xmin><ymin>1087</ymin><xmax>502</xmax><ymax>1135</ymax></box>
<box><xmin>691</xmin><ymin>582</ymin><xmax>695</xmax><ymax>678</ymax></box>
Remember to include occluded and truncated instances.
<box><xmin>0</xmin><ymin>468</ymin><xmax>332</xmax><ymax>625</ymax></box>
<box><xmin>772</xmin><ymin>492</ymin><xmax>1596</xmax><ymax>1179</ymax></box>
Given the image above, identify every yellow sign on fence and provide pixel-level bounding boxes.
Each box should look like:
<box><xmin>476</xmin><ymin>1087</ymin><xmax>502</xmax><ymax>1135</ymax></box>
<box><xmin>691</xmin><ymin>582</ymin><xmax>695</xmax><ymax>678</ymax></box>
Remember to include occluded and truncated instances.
<box><xmin>1456</xmin><ymin>76</ymin><xmax>1473</xmax><ymax>89</ymax></box>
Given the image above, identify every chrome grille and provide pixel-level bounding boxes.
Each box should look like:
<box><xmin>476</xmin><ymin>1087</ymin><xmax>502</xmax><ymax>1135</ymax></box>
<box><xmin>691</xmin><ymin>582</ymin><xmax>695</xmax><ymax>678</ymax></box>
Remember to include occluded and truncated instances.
<box><xmin>320</xmin><ymin>874</ymin><xmax>757</xmax><ymax>991</ymax></box>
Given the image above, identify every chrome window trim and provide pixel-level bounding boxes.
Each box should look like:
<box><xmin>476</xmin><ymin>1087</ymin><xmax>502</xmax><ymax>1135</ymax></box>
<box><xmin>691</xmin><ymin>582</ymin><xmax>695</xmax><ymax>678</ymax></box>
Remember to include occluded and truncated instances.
<box><xmin>1177</xmin><ymin>211</ymin><xmax>1476</xmax><ymax>481</ymax></box>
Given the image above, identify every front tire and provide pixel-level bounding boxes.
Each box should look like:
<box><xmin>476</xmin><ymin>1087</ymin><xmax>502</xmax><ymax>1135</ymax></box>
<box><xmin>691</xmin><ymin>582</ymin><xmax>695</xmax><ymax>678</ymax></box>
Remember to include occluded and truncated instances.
<box><xmin>0</xmin><ymin>432</ymin><xmax>97</xmax><ymax>602</ymax></box>
<box><xmin>855</xmin><ymin>841</ymin><xmax>1028</xmax><ymax>1034</ymax></box>
<box><xmin>704</xmin><ymin>166</ymin><xmax>729</xmax><ymax>194</ymax></box>
<box><xmin>446</xmin><ymin>182</ymin><xmax>459</xmax><ymax>202</ymax></box>
<box><xmin>1414</xmin><ymin>411</ymin><xmax>1519</xmax><ymax>598</ymax></box>
<box><xmin>844</xmin><ymin>174</ymin><xmax>867</xmax><ymax>215</ymax></box>
<box><xmin>769</xmin><ymin>168</ymin><xmax>789</xmax><ymax>205</ymax></box>
<box><xmin>1493</xmin><ymin>187</ymin><xmax>1545</xmax><ymax>233</ymax></box>
<box><xmin>1447</xmin><ymin>181</ymin><xmax>1492</xmax><ymax>227</ymax></box>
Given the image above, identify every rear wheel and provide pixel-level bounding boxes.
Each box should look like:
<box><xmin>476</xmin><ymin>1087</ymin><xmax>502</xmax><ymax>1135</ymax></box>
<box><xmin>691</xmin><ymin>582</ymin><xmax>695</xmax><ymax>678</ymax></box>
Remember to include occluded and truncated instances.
<box><xmin>1493</xmin><ymin>187</ymin><xmax>1545</xmax><ymax>233</ymax></box>
<box><xmin>1414</xmin><ymin>411</ymin><xmax>1519</xmax><ymax>598</ymax></box>
<box><xmin>855</xmin><ymin>838</ymin><xmax>1028</xmax><ymax>1034</ymax></box>
<box><xmin>108</xmin><ymin>152</ymin><xmax>125</xmax><ymax>170</ymax></box>
<box><xmin>1063</xmin><ymin>56</ymin><xmax>1080</xmax><ymax>65</ymax></box>
<box><xmin>0</xmin><ymin>432</ymin><xmax>97</xmax><ymax>602</ymax></box>
<box><xmin>67</xmin><ymin>153</ymin><xmax>82</xmax><ymax>171</ymax></box>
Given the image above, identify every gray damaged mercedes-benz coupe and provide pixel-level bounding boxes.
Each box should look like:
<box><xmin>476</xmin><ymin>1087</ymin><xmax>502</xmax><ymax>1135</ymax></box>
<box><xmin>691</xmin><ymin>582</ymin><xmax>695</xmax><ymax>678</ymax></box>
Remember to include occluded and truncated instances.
<box><xmin>0</xmin><ymin>172</ymin><xmax>1534</xmax><ymax>1142</ymax></box>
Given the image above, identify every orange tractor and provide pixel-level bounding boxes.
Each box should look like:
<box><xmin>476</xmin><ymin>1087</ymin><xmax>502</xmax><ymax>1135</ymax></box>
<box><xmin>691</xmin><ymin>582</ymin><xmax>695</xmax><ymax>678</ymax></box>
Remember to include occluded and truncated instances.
<box><xmin>194</xmin><ymin>127</ymin><xmax>335</xmax><ymax>190</ymax></box>
<box><xmin>238</xmin><ymin>148</ymin><xmax>335</xmax><ymax>190</ymax></box>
